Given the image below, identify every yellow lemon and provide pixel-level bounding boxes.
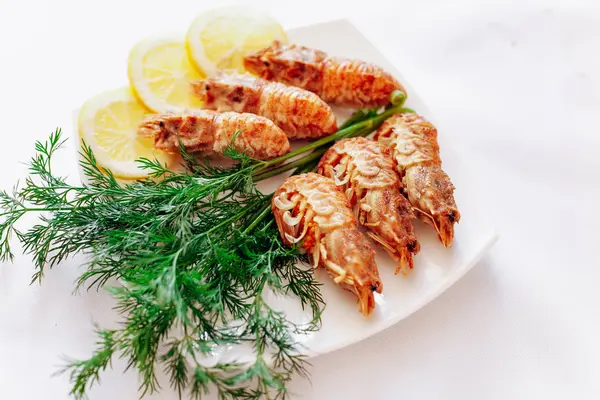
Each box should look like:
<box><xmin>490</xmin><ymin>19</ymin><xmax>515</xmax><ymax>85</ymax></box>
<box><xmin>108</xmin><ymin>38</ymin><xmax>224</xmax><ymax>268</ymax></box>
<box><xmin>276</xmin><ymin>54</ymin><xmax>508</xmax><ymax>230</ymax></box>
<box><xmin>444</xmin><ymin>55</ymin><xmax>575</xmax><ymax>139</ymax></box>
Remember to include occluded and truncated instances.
<box><xmin>128</xmin><ymin>36</ymin><xmax>205</xmax><ymax>113</ymax></box>
<box><xmin>186</xmin><ymin>6</ymin><xmax>287</xmax><ymax>76</ymax></box>
<box><xmin>78</xmin><ymin>87</ymin><xmax>178</xmax><ymax>179</ymax></box>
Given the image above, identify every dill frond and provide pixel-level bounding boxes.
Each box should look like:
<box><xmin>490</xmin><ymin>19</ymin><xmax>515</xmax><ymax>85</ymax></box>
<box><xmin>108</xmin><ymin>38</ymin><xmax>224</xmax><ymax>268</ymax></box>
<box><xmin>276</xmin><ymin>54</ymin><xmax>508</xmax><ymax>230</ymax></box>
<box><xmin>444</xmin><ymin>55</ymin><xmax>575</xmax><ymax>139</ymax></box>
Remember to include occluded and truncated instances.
<box><xmin>0</xmin><ymin>96</ymin><xmax>410</xmax><ymax>398</ymax></box>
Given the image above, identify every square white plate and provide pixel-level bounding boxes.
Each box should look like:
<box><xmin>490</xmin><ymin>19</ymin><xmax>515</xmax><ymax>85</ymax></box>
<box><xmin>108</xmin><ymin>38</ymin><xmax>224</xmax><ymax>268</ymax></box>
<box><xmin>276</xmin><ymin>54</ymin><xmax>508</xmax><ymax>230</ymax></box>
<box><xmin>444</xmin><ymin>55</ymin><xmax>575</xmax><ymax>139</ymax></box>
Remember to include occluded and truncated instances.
<box><xmin>193</xmin><ymin>19</ymin><xmax>499</xmax><ymax>365</ymax></box>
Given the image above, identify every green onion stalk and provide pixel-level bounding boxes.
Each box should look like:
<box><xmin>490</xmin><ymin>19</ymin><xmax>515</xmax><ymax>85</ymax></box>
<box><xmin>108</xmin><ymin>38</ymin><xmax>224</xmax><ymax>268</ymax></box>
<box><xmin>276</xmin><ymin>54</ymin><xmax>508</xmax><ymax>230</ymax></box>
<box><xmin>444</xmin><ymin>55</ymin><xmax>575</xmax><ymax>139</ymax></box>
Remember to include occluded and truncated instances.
<box><xmin>252</xmin><ymin>90</ymin><xmax>408</xmax><ymax>181</ymax></box>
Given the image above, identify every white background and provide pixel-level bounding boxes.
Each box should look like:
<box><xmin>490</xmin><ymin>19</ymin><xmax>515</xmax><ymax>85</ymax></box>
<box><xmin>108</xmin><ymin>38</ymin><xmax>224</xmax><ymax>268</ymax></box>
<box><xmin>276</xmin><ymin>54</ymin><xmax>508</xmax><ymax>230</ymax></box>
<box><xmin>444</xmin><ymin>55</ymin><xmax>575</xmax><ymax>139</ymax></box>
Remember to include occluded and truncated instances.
<box><xmin>1</xmin><ymin>0</ymin><xmax>600</xmax><ymax>399</ymax></box>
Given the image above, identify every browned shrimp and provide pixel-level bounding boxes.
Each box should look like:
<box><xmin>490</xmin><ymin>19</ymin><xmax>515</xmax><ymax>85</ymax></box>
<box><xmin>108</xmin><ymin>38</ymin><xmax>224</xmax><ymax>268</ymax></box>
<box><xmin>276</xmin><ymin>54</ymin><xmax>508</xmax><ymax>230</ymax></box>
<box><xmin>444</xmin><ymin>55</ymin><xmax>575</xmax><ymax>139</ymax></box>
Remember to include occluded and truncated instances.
<box><xmin>374</xmin><ymin>113</ymin><xmax>460</xmax><ymax>247</ymax></box>
<box><xmin>191</xmin><ymin>72</ymin><xmax>337</xmax><ymax>139</ymax></box>
<box><xmin>318</xmin><ymin>137</ymin><xmax>420</xmax><ymax>275</ymax></box>
<box><xmin>272</xmin><ymin>173</ymin><xmax>382</xmax><ymax>316</ymax></box>
<box><xmin>138</xmin><ymin>110</ymin><xmax>290</xmax><ymax>161</ymax></box>
<box><xmin>244</xmin><ymin>41</ymin><xmax>406</xmax><ymax>108</ymax></box>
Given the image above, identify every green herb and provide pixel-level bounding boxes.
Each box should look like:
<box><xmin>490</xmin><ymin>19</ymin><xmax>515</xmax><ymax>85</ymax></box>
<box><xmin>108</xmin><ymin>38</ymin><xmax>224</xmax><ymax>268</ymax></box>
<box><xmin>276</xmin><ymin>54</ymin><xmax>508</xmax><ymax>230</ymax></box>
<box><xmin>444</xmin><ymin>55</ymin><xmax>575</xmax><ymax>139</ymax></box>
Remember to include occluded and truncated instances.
<box><xmin>0</xmin><ymin>94</ymin><xmax>408</xmax><ymax>399</ymax></box>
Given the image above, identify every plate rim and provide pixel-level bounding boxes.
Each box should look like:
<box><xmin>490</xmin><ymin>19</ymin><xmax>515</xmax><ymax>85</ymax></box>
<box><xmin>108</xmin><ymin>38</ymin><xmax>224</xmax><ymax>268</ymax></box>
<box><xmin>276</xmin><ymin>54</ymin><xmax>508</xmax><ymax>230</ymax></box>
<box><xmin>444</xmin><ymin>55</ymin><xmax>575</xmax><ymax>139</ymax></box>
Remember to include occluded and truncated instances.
<box><xmin>305</xmin><ymin>232</ymin><xmax>499</xmax><ymax>358</ymax></box>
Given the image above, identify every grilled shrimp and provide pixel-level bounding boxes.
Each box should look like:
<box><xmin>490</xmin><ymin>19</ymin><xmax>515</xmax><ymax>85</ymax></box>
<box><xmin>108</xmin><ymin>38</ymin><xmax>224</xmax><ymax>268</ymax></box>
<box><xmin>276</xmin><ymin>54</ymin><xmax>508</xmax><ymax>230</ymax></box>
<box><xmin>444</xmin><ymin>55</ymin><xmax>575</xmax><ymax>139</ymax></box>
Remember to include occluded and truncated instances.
<box><xmin>374</xmin><ymin>113</ymin><xmax>460</xmax><ymax>247</ymax></box>
<box><xmin>272</xmin><ymin>173</ymin><xmax>382</xmax><ymax>316</ymax></box>
<box><xmin>191</xmin><ymin>72</ymin><xmax>338</xmax><ymax>139</ymax></box>
<box><xmin>138</xmin><ymin>110</ymin><xmax>290</xmax><ymax>161</ymax></box>
<box><xmin>244</xmin><ymin>41</ymin><xmax>406</xmax><ymax>109</ymax></box>
<box><xmin>318</xmin><ymin>137</ymin><xmax>419</xmax><ymax>275</ymax></box>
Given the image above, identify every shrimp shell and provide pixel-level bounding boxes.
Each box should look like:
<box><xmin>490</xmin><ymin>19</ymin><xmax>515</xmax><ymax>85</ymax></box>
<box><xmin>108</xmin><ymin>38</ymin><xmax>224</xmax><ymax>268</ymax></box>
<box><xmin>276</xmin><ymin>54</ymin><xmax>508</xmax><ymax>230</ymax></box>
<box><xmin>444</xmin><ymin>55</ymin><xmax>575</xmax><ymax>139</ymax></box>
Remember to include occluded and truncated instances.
<box><xmin>318</xmin><ymin>137</ymin><xmax>420</xmax><ymax>275</ymax></box>
<box><xmin>373</xmin><ymin>113</ymin><xmax>460</xmax><ymax>247</ymax></box>
<box><xmin>138</xmin><ymin>110</ymin><xmax>290</xmax><ymax>161</ymax></box>
<box><xmin>272</xmin><ymin>173</ymin><xmax>382</xmax><ymax>316</ymax></box>
<box><xmin>244</xmin><ymin>41</ymin><xmax>405</xmax><ymax>108</ymax></box>
<box><xmin>191</xmin><ymin>72</ymin><xmax>337</xmax><ymax>139</ymax></box>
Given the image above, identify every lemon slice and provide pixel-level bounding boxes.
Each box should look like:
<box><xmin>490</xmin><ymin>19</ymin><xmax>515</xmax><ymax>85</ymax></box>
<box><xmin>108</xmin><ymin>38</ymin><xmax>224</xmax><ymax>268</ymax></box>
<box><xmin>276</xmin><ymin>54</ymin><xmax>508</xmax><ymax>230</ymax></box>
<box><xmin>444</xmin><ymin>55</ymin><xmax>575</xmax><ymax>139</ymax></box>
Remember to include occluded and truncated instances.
<box><xmin>78</xmin><ymin>87</ymin><xmax>178</xmax><ymax>179</ymax></box>
<box><xmin>186</xmin><ymin>6</ymin><xmax>288</xmax><ymax>76</ymax></box>
<box><xmin>128</xmin><ymin>36</ymin><xmax>205</xmax><ymax>113</ymax></box>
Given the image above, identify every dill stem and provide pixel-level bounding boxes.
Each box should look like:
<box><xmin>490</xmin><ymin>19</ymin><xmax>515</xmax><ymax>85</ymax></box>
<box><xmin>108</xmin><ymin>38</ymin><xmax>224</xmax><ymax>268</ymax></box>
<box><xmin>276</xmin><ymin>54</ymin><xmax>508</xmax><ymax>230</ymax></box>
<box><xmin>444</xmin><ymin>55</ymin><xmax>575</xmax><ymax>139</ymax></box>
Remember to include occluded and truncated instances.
<box><xmin>204</xmin><ymin>201</ymin><xmax>261</xmax><ymax>236</ymax></box>
<box><xmin>244</xmin><ymin>203</ymin><xmax>272</xmax><ymax>235</ymax></box>
<box><xmin>260</xmin><ymin>219</ymin><xmax>274</xmax><ymax>232</ymax></box>
<box><xmin>0</xmin><ymin>207</ymin><xmax>69</xmax><ymax>217</ymax></box>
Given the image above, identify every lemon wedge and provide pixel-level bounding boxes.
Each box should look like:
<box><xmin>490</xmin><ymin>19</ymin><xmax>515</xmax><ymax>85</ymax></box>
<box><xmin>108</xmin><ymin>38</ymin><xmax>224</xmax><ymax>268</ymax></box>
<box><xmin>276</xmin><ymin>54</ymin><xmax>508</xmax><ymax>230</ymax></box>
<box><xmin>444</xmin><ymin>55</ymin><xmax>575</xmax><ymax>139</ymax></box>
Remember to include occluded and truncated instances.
<box><xmin>186</xmin><ymin>6</ymin><xmax>288</xmax><ymax>76</ymax></box>
<box><xmin>128</xmin><ymin>36</ymin><xmax>205</xmax><ymax>113</ymax></box>
<box><xmin>78</xmin><ymin>87</ymin><xmax>178</xmax><ymax>179</ymax></box>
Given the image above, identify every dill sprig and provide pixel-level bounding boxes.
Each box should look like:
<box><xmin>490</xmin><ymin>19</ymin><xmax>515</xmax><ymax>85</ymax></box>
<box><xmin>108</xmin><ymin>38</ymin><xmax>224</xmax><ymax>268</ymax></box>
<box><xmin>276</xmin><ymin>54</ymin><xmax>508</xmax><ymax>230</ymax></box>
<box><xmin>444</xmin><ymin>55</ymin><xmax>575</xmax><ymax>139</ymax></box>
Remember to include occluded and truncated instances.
<box><xmin>0</xmin><ymin>92</ymin><xmax>409</xmax><ymax>399</ymax></box>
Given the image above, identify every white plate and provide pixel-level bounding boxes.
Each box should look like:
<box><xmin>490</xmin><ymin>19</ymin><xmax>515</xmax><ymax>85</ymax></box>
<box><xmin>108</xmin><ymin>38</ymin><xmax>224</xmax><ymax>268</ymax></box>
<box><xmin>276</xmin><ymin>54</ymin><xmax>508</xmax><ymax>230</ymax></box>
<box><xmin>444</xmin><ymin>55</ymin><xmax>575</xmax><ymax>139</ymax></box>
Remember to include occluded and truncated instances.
<box><xmin>71</xmin><ymin>19</ymin><xmax>499</xmax><ymax>366</ymax></box>
<box><xmin>184</xmin><ymin>19</ymin><xmax>499</xmax><ymax>365</ymax></box>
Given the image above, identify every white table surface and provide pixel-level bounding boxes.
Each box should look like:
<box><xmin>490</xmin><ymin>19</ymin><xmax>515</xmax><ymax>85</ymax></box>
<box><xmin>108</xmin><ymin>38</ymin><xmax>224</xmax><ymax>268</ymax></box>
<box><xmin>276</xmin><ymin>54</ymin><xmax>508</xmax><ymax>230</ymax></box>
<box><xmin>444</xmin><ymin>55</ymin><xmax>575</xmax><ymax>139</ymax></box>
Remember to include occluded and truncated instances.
<box><xmin>1</xmin><ymin>0</ymin><xmax>599</xmax><ymax>398</ymax></box>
